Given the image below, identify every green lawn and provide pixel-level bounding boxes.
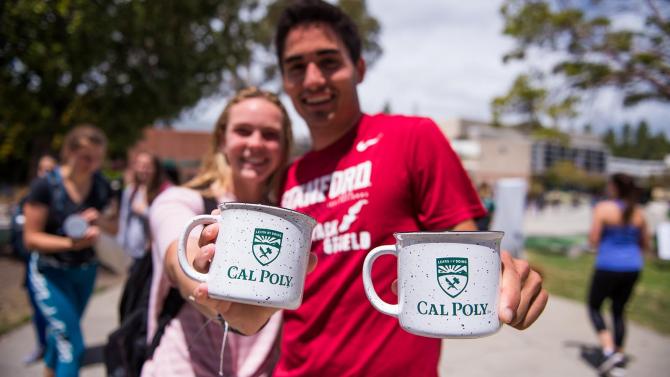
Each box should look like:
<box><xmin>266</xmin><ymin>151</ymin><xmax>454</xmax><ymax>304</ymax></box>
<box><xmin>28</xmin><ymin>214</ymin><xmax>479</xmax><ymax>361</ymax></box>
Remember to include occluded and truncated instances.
<box><xmin>526</xmin><ymin>247</ymin><xmax>670</xmax><ymax>335</ymax></box>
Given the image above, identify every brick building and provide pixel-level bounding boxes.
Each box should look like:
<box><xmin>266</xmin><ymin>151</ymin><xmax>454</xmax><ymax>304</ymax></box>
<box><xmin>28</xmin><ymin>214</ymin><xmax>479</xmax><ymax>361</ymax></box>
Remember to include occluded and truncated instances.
<box><xmin>129</xmin><ymin>128</ymin><xmax>212</xmax><ymax>182</ymax></box>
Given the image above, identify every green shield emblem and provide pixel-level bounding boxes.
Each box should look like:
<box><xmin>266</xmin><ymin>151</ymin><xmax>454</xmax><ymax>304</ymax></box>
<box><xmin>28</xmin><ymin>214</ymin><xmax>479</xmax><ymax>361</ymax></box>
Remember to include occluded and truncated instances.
<box><xmin>252</xmin><ymin>228</ymin><xmax>283</xmax><ymax>266</ymax></box>
<box><xmin>436</xmin><ymin>257</ymin><xmax>468</xmax><ymax>298</ymax></box>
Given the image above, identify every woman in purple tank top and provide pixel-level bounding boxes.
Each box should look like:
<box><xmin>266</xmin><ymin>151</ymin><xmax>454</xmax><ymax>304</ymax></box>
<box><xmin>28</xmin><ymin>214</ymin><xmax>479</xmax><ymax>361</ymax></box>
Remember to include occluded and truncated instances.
<box><xmin>587</xmin><ymin>173</ymin><xmax>650</xmax><ymax>376</ymax></box>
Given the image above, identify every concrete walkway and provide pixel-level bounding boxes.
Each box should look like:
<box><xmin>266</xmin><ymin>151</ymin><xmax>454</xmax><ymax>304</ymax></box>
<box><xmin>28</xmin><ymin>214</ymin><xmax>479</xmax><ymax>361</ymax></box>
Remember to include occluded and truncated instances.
<box><xmin>440</xmin><ymin>296</ymin><xmax>670</xmax><ymax>376</ymax></box>
<box><xmin>0</xmin><ymin>284</ymin><xmax>119</xmax><ymax>377</ymax></box>
<box><xmin>1</xmin><ymin>282</ymin><xmax>669</xmax><ymax>376</ymax></box>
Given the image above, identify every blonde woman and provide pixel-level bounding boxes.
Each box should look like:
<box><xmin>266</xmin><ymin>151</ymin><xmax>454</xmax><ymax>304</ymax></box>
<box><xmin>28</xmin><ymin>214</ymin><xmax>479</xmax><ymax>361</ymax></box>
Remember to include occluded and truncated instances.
<box><xmin>141</xmin><ymin>88</ymin><xmax>292</xmax><ymax>377</ymax></box>
<box><xmin>23</xmin><ymin>125</ymin><xmax>117</xmax><ymax>377</ymax></box>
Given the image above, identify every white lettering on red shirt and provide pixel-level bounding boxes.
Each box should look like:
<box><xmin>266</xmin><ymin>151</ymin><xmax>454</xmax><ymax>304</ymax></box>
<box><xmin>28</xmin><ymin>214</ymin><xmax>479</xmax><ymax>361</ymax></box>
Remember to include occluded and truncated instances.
<box><xmin>281</xmin><ymin>161</ymin><xmax>372</xmax><ymax>210</ymax></box>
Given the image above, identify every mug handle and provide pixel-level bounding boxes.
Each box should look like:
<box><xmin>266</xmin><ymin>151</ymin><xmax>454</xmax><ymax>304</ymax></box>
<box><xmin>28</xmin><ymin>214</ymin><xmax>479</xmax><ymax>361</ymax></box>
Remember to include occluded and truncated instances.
<box><xmin>362</xmin><ymin>244</ymin><xmax>400</xmax><ymax>317</ymax></box>
<box><xmin>177</xmin><ymin>214</ymin><xmax>217</xmax><ymax>283</ymax></box>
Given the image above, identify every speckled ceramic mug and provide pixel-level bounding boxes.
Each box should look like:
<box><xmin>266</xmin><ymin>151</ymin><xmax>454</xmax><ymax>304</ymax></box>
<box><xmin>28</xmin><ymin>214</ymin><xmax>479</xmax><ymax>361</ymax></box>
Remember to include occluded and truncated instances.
<box><xmin>363</xmin><ymin>231</ymin><xmax>504</xmax><ymax>338</ymax></box>
<box><xmin>178</xmin><ymin>202</ymin><xmax>316</xmax><ymax>310</ymax></box>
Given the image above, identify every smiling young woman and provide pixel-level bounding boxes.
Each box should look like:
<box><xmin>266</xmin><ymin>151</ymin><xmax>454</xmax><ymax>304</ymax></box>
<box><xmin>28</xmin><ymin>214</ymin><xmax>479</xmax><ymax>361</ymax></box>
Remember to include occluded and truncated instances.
<box><xmin>141</xmin><ymin>87</ymin><xmax>293</xmax><ymax>377</ymax></box>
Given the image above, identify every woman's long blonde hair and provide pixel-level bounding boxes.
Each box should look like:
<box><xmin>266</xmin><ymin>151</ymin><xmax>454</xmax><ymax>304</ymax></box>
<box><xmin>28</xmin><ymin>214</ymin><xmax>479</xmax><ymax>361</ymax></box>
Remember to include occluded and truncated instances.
<box><xmin>183</xmin><ymin>87</ymin><xmax>293</xmax><ymax>203</ymax></box>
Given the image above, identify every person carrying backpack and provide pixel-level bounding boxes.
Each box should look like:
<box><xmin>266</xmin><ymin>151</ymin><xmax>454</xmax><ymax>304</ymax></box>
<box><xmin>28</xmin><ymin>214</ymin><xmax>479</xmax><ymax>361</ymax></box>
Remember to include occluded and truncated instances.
<box><xmin>116</xmin><ymin>152</ymin><xmax>171</xmax><ymax>269</ymax></box>
<box><xmin>105</xmin><ymin>194</ymin><xmax>217</xmax><ymax>377</ymax></box>
<box><xmin>105</xmin><ymin>152</ymin><xmax>173</xmax><ymax>377</ymax></box>
<box><xmin>139</xmin><ymin>87</ymin><xmax>291</xmax><ymax>377</ymax></box>
<box><xmin>23</xmin><ymin>125</ymin><xmax>118</xmax><ymax>377</ymax></box>
<box><xmin>10</xmin><ymin>154</ymin><xmax>57</xmax><ymax>364</ymax></box>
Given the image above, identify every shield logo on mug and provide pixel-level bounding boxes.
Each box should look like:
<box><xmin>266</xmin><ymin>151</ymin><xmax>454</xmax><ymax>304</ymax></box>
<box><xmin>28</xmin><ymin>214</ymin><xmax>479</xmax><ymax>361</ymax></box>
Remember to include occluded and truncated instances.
<box><xmin>436</xmin><ymin>257</ymin><xmax>469</xmax><ymax>298</ymax></box>
<box><xmin>252</xmin><ymin>228</ymin><xmax>283</xmax><ymax>266</ymax></box>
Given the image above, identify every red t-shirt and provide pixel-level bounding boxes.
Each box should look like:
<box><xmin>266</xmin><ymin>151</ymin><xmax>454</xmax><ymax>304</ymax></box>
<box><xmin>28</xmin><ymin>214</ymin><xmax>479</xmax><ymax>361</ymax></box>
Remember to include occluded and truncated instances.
<box><xmin>277</xmin><ymin>114</ymin><xmax>486</xmax><ymax>376</ymax></box>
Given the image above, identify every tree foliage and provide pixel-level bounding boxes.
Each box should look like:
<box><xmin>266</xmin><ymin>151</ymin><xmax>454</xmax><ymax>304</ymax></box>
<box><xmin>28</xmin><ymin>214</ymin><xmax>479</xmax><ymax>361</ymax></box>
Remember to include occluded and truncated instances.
<box><xmin>491</xmin><ymin>72</ymin><xmax>578</xmax><ymax>131</ymax></box>
<box><xmin>0</xmin><ymin>0</ymin><xmax>381</xmax><ymax>183</ymax></box>
<box><xmin>541</xmin><ymin>160</ymin><xmax>606</xmax><ymax>191</ymax></box>
<box><xmin>500</xmin><ymin>0</ymin><xmax>670</xmax><ymax>105</ymax></box>
<box><xmin>1</xmin><ymin>0</ymin><xmax>254</xmax><ymax>175</ymax></box>
<box><xmin>603</xmin><ymin>120</ymin><xmax>670</xmax><ymax>160</ymax></box>
<box><xmin>492</xmin><ymin>74</ymin><xmax>546</xmax><ymax>130</ymax></box>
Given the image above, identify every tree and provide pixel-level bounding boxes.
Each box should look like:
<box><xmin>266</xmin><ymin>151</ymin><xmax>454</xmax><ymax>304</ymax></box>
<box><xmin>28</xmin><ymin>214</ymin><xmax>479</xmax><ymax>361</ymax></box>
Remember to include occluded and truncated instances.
<box><xmin>542</xmin><ymin>160</ymin><xmax>605</xmax><ymax>191</ymax></box>
<box><xmin>491</xmin><ymin>72</ymin><xmax>578</xmax><ymax>131</ymax></box>
<box><xmin>0</xmin><ymin>0</ymin><xmax>382</xmax><ymax>182</ymax></box>
<box><xmin>381</xmin><ymin>100</ymin><xmax>392</xmax><ymax>114</ymax></box>
<box><xmin>635</xmin><ymin>120</ymin><xmax>651</xmax><ymax>158</ymax></box>
<box><xmin>491</xmin><ymin>74</ymin><xmax>546</xmax><ymax>130</ymax></box>
<box><xmin>603</xmin><ymin>120</ymin><xmax>670</xmax><ymax>160</ymax></box>
<box><xmin>603</xmin><ymin>127</ymin><xmax>617</xmax><ymax>152</ymax></box>
<box><xmin>620</xmin><ymin>122</ymin><xmax>633</xmax><ymax>156</ymax></box>
<box><xmin>649</xmin><ymin>132</ymin><xmax>670</xmax><ymax>160</ymax></box>
<box><xmin>1</xmin><ymin>0</ymin><xmax>254</xmax><ymax>180</ymax></box>
<box><xmin>500</xmin><ymin>0</ymin><xmax>670</xmax><ymax>107</ymax></box>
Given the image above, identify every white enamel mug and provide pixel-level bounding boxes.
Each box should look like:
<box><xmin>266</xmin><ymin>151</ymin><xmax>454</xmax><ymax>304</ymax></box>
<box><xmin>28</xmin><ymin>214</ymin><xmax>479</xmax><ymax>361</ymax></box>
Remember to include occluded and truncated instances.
<box><xmin>363</xmin><ymin>231</ymin><xmax>504</xmax><ymax>338</ymax></box>
<box><xmin>178</xmin><ymin>202</ymin><xmax>316</xmax><ymax>309</ymax></box>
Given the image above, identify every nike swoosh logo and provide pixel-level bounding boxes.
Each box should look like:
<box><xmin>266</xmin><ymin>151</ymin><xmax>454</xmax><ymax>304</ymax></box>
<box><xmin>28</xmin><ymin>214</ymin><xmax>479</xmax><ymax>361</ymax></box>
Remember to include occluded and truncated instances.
<box><xmin>356</xmin><ymin>134</ymin><xmax>382</xmax><ymax>152</ymax></box>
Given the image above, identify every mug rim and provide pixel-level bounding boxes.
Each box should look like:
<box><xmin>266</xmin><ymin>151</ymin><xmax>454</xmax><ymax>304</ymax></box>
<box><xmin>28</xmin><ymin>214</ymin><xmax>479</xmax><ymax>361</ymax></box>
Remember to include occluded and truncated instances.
<box><xmin>394</xmin><ymin>230</ymin><xmax>504</xmax><ymax>241</ymax></box>
<box><xmin>218</xmin><ymin>201</ymin><xmax>317</xmax><ymax>227</ymax></box>
<box><xmin>394</xmin><ymin>230</ymin><xmax>504</xmax><ymax>236</ymax></box>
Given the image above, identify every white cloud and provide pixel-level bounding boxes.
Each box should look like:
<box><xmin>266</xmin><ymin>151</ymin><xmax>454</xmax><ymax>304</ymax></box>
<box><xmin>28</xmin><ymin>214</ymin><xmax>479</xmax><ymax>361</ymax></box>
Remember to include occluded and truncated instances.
<box><xmin>359</xmin><ymin>1</ymin><xmax>523</xmax><ymax>121</ymax></box>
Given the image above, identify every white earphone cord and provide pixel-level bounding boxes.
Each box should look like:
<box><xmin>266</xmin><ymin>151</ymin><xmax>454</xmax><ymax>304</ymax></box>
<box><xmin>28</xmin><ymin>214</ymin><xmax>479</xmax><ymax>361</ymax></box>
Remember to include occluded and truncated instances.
<box><xmin>218</xmin><ymin>317</ymin><xmax>230</xmax><ymax>376</ymax></box>
<box><xmin>185</xmin><ymin>314</ymin><xmax>229</xmax><ymax>376</ymax></box>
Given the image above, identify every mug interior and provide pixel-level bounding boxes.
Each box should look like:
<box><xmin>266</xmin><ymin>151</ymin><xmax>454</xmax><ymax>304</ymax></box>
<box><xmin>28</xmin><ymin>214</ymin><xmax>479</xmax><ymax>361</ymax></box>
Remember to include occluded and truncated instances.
<box><xmin>395</xmin><ymin>231</ymin><xmax>503</xmax><ymax>249</ymax></box>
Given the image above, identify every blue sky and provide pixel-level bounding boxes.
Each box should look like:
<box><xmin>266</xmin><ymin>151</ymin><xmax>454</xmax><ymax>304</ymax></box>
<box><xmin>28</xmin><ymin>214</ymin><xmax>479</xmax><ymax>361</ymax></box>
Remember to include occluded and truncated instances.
<box><xmin>175</xmin><ymin>0</ymin><xmax>670</xmax><ymax>141</ymax></box>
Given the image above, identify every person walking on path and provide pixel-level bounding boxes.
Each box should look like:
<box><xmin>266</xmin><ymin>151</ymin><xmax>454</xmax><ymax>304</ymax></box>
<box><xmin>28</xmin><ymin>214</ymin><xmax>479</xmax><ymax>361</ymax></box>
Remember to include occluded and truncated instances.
<box><xmin>22</xmin><ymin>125</ymin><xmax>118</xmax><ymax>377</ymax></box>
<box><xmin>476</xmin><ymin>182</ymin><xmax>495</xmax><ymax>231</ymax></box>
<box><xmin>141</xmin><ymin>88</ymin><xmax>292</xmax><ymax>377</ymax></box>
<box><xmin>588</xmin><ymin>173</ymin><xmax>650</xmax><ymax>376</ymax></box>
<box><xmin>188</xmin><ymin>1</ymin><xmax>547</xmax><ymax>376</ymax></box>
<box><xmin>10</xmin><ymin>154</ymin><xmax>57</xmax><ymax>365</ymax></box>
<box><xmin>117</xmin><ymin>151</ymin><xmax>170</xmax><ymax>268</ymax></box>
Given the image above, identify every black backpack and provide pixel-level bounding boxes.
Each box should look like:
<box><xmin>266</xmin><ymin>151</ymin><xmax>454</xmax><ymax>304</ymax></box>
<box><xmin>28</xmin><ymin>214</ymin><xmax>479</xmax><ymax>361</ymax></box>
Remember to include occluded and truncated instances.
<box><xmin>104</xmin><ymin>195</ymin><xmax>218</xmax><ymax>377</ymax></box>
<box><xmin>9</xmin><ymin>195</ymin><xmax>29</xmax><ymax>260</ymax></box>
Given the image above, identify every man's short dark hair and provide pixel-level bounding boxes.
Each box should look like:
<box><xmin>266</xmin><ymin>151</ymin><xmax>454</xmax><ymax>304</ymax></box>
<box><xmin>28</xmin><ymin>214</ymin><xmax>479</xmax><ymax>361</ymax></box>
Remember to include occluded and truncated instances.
<box><xmin>275</xmin><ymin>0</ymin><xmax>362</xmax><ymax>70</ymax></box>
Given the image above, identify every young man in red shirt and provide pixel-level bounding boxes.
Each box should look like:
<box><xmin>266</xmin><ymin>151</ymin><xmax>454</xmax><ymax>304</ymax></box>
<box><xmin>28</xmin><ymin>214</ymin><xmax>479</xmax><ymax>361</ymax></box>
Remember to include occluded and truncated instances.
<box><xmin>192</xmin><ymin>1</ymin><xmax>548</xmax><ymax>375</ymax></box>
